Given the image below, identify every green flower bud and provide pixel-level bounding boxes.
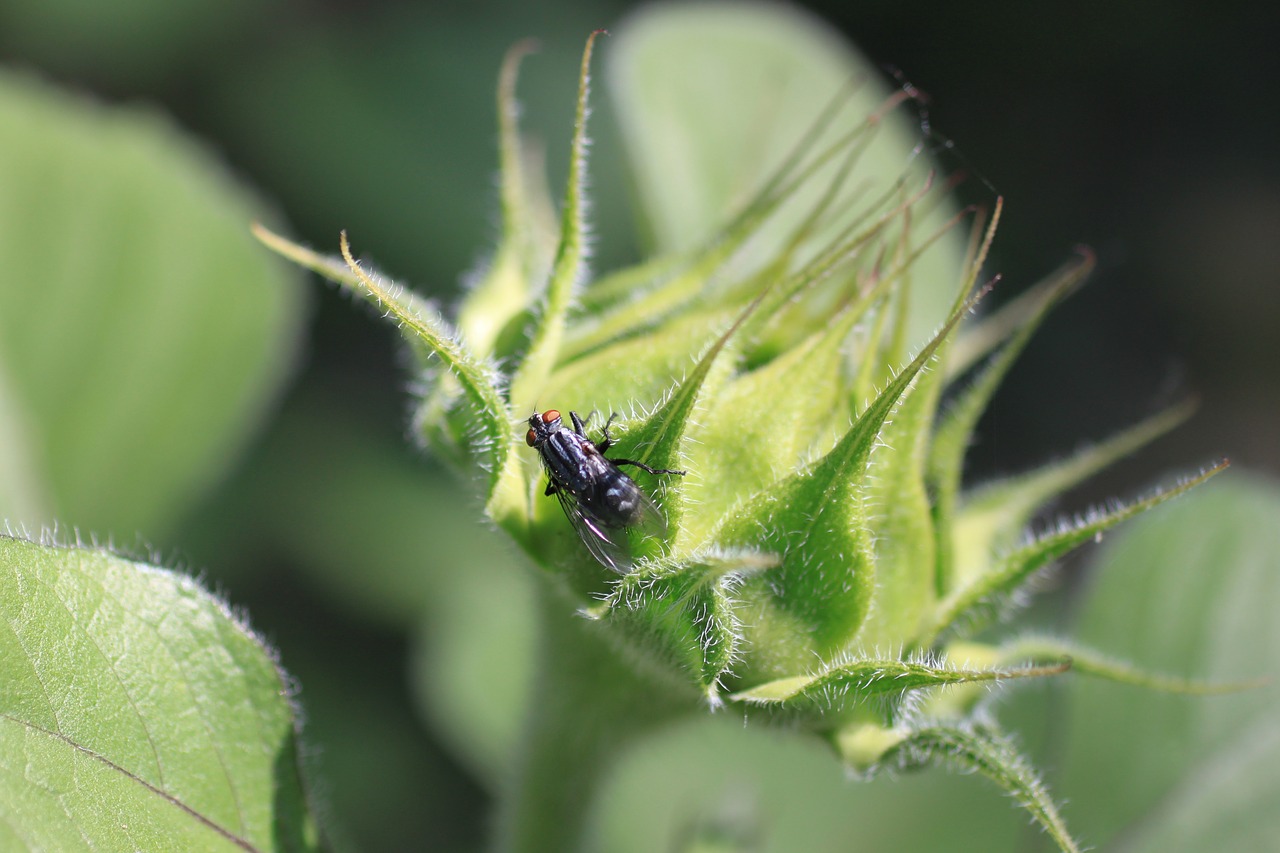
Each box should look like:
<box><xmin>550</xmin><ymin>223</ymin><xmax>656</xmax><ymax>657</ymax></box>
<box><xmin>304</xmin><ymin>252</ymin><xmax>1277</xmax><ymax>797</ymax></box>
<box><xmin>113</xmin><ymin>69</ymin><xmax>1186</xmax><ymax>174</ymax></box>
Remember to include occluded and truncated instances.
<box><xmin>256</xmin><ymin>18</ymin><xmax>1231</xmax><ymax>853</ymax></box>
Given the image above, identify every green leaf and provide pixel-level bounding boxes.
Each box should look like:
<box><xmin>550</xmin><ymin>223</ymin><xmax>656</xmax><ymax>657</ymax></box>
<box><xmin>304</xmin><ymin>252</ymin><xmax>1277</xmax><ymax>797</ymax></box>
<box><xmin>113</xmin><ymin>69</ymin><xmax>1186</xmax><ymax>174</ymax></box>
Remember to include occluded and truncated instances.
<box><xmin>0</xmin><ymin>72</ymin><xmax>304</xmax><ymax>538</ymax></box>
<box><xmin>0</xmin><ymin>535</ymin><xmax>318</xmax><ymax>850</ymax></box>
<box><xmin>608</xmin><ymin>2</ymin><xmax>964</xmax><ymax>348</ymax></box>
<box><xmin>1056</xmin><ymin>476</ymin><xmax>1280</xmax><ymax>852</ymax></box>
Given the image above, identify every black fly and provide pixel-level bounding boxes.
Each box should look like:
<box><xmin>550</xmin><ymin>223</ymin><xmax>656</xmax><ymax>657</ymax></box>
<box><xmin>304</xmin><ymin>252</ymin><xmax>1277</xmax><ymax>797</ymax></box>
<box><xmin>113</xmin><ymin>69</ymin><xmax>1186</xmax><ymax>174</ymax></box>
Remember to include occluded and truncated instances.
<box><xmin>525</xmin><ymin>409</ymin><xmax>685</xmax><ymax>572</ymax></box>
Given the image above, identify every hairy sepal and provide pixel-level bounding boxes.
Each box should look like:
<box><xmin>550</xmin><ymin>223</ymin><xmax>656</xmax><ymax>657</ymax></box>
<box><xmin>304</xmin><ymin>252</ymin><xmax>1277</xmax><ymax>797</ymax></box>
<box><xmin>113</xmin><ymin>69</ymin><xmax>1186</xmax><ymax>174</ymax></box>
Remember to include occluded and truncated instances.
<box><xmin>876</xmin><ymin>722</ymin><xmax>1082</xmax><ymax>853</ymax></box>
<box><xmin>920</xmin><ymin>461</ymin><xmax>1229</xmax><ymax>647</ymax></box>
<box><xmin>1002</xmin><ymin>635</ymin><xmax>1269</xmax><ymax>695</ymax></box>
<box><xmin>588</xmin><ymin>549</ymin><xmax>778</xmax><ymax>702</ymax></box>
<box><xmin>508</xmin><ymin>32</ymin><xmax>600</xmax><ymax>417</ymax></box>
<box><xmin>733</xmin><ymin>656</ymin><xmax>1068</xmax><ymax>725</ymax></box>
<box><xmin>713</xmin><ymin>285</ymin><xmax>990</xmax><ymax>681</ymax></box>
<box><xmin>947</xmin><ymin>401</ymin><xmax>1195</xmax><ymax>589</ymax></box>
<box><xmin>930</xmin><ymin>251</ymin><xmax>1095</xmax><ymax>593</ymax></box>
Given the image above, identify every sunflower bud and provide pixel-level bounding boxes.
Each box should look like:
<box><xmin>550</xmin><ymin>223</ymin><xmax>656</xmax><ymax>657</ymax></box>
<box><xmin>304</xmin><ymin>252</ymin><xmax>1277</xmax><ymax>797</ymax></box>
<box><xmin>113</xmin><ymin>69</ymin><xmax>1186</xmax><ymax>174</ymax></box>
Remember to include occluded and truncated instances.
<box><xmin>255</xmin><ymin>17</ymin><xmax>1226</xmax><ymax>853</ymax></box>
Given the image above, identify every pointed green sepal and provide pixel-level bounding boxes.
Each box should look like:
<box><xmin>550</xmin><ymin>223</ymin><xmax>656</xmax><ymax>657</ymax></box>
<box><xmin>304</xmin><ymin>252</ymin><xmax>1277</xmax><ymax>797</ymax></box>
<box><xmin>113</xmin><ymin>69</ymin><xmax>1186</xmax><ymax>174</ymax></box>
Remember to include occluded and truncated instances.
<box><xmin>878</xmin><ymin>723</ymin><xmax>1082</xmax><ymax>853</ymax></box>
<box><xmin>732</xmin><ymin>655</ymin><xmax>1069</xmax><ymax>721</ymax></box>
<box><xmin>335</xmin><ymin>234</ymin><xmax>518</xmax><ymax>508</ymax></box>
<box><xmin>920</xmin><ymin>460</ymin><xmax>1229</xmax><ymax>646</ymax></box>
<box><xmin>713</xmin><ymin>282</ymin><xmax>992</xmax><ymax>677</ymax></box>
<box><xmin>682</xmin><ymin>299</ymin><xmax>868</xmax><ymax>545</ymax></box>
<box><xmin>1002</xmin><ymin>635</ymin><xmax>1270</xmax><ymax>695</ymax></box>
<box><xmin>930</xmin><ymin>251</ymin><xmax>1096</xmax><ymax>593</ymax></box>
<box><xmin>949</xmin><ymin>401</ymin><xmax>1197</xmax><ymax>593</ymax></box>
<box><xmin>253</xmin><ymin>223</ymin><xmax>436</xmax><ymax>328</ymax></box>
<box><xmin>508</xmin><ymin>31</ymin><xmax>602</xmax><ymax>415</ymax></box>
<box><xmin>588</xmin><ymin>549</ymin><xmax>778</xmax><ymax>702</ymax></box>
<box><xmin>454</xmin><ymin>39</ymin><xmax>554</xmax><ymax>360</ymax></box>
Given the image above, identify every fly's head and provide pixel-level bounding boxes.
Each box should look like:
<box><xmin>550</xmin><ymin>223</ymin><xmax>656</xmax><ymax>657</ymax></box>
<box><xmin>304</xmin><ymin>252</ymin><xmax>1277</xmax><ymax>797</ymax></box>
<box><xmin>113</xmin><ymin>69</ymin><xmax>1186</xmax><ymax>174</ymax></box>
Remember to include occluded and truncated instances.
<box><xmin>525</xmin><ymin>409</ymin><xmax>562</xmax><ymax>449</ymax></box>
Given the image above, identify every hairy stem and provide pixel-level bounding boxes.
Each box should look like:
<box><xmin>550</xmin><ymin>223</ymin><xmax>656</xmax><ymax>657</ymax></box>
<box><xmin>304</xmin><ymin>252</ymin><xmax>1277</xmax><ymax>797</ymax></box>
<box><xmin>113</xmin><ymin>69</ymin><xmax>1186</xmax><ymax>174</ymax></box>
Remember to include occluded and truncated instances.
<box><xmin>493</xmin><ymin>582</ymin><xmax>702</xmax><ymax>853</ymax></box>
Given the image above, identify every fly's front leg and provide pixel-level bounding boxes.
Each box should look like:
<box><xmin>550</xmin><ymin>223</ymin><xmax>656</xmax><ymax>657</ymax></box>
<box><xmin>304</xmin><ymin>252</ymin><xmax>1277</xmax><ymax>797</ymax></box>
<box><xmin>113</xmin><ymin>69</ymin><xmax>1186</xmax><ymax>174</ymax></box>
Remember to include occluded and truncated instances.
<box><xmin>569</xmin><ymin>410</ymin><xmax>591</xmax><ymax>437</ymax></box>
<box><xmin>595</xmin><ymin>412</ymin><xmax>621</xmax><ymax>453</ymax></box>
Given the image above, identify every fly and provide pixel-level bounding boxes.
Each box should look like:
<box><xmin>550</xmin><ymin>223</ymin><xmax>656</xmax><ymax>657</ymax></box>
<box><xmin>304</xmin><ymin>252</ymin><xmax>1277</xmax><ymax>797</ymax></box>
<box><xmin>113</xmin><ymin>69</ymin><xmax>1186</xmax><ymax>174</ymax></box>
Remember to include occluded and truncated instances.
<box><xmin>525</xmin><ymin>409</ymin><xmax>685</xmax><ymax>572</ymax></box>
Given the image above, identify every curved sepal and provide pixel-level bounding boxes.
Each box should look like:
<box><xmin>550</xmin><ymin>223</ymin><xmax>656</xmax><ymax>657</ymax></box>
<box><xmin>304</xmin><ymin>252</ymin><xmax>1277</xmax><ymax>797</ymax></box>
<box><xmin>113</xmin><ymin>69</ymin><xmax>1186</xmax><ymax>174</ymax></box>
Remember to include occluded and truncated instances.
<box><xmin>919</xmin><ymin>460</ymin><xmax>1229</xmax><ymax>647</ymax></box>
<box><xmin>587</xmin><ymin>549</ymin><xmax>778</xmax><ymax>703</ymax></box>
<box><xmin>254</xmin><ymin>223</ymin><xmax>441</xmax><ymax>369</ymax></box>
<box><xmin>874</xmin><ymin>722</ymin><xmax>1082</xmax><ymax>853</ymax></box>
<box><xmin>732</xmin><ymin>656</ymin><xmax>1068</xmax><ymax>722</ymax></box>
<box><xmin>508</xmin><ymin>31</ymin><xmax>602</xmax><ymax>416</ymax></box>
<box><xmin>948</xmin><ymin>400</ymin><xmax>1196</xmax><ymax>590</ymax></box>
<box><xmin>335</xmin><ymin>235</ymin><xmax>519</xmax><ymax>509</ymax></box>
<box><xmin>930</xmin><ymin>251</ymin><xmax>1096</xmax><ymax>592</ymax></box>
<box><xmin>1002</xmin><ymin>635</ymin><xmax>1269</xmax><ymax>695</ymax></box>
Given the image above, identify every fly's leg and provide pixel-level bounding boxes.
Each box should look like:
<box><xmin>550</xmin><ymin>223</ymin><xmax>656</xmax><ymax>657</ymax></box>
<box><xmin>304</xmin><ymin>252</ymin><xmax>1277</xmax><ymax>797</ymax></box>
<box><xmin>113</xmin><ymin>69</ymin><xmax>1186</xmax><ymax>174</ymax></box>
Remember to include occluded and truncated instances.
<box><xmin>595</xmin><ymin>412</ymin><xmax>686</xmax><ymax>475</ymax></box>
<box><xmin>611</xmin><ymin>458</ymin><xmax>687</xmax><ymax>477</ymax></box>
<box><xmin>594</xmin><ymin>412</ymin><xmax>621</xmax><ymax>453</ymax></box>
<box><xmin>545</xmin><ymin>479</ymin><xmax>560</xmax><ymax>496</ymax></box>
<box><xmin>569</xmin><ymin>410</ymin><xmax>591</xmax><ymax>438</ymax></box>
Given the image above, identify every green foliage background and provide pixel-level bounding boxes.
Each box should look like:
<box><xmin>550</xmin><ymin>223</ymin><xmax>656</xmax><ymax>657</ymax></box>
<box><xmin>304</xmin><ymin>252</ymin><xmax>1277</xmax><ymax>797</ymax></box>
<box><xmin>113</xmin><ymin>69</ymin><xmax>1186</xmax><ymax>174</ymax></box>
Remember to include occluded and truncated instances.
<box><xmin>0</xmin><ymin>1</ymin><xmax>1276</xmax><ymax>850</ymax></box>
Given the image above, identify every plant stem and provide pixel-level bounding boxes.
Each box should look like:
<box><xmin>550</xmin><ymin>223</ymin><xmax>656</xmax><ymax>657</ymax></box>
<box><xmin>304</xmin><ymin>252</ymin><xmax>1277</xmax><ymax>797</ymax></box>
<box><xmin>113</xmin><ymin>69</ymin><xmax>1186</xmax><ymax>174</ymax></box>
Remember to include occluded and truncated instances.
<box><xmin>492</xmin><ymin>581</ymin><xmax>702</xmax><ymax>852</ymax></box>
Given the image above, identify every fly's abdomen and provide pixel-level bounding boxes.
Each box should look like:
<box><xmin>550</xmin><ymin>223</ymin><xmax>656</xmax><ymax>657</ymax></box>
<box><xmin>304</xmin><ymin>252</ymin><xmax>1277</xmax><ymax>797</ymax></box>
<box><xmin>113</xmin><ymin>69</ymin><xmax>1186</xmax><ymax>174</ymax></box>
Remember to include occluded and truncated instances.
<box><xmin>582</xmin><ymin>471</ymin><xmax>647</xmax><ymax>528</ymax></box>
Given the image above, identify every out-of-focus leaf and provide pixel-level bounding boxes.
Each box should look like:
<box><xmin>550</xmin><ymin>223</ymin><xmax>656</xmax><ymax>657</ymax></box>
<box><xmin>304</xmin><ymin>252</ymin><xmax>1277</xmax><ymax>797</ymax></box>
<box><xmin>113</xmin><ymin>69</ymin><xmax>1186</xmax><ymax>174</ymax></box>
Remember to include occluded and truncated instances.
<box><xmin>208</xmin><ymin>7</ymin><xmax>638</xmax><ymax>293</ymax></box>
<box><xmin>220</xmin><ymin>395</ymin><xmax>536</xmax><ymax>787</ymax></box>
<box><xmin>0</xmin><ymin>72</ymin><xmax>304</xmax><ymax>538</ymax></box>
<box><xmin>608</xmin><ymin>2</ymin><xmax>964</xmax><ymax>346</ymax></box>
<box><xmin>1057</xmin><ymin>476</ymin><xmax>1280</xmax><ymax>852</ymax></box>
<box><xmin>0</xmin><ymin>534</ymin><xmax>318</xmax><ymax>851</ymax></box>
<box><xmin>583</xmin><ymin>716</ymin><xmax>1031</xmax><ymax>853</ymax></box>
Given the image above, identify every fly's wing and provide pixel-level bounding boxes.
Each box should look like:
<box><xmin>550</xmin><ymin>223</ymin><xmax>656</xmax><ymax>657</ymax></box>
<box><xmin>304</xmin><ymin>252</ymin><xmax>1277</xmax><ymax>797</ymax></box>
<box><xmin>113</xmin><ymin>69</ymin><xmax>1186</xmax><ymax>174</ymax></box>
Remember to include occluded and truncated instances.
<box><xmin>571</xmin><ymin>474</ymin><xmax>674</xmax><ymax>573</ymax></box>
<box><xmin>554</xmin><ymin>487</ymin><xmax>632</xmax><ymax>573</ymax></box>
<box><xmin>619</xmin><ymin>481</ymin><xmax>669</xmax><ymax>538</ymax></box>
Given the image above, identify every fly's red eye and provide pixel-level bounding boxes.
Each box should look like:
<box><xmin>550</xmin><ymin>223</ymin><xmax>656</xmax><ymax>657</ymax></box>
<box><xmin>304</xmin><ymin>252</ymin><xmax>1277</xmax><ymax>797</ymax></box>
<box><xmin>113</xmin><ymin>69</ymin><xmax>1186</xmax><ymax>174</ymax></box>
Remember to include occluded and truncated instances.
<box><xmin>525</xmin><ymin>428</ymin><xmax>538</xmax><ymax>446</ymax></box>
<box><xmin>542</xmin><ymin>409</ymin><xmax>560</xmax><ymax>424</ymax></box>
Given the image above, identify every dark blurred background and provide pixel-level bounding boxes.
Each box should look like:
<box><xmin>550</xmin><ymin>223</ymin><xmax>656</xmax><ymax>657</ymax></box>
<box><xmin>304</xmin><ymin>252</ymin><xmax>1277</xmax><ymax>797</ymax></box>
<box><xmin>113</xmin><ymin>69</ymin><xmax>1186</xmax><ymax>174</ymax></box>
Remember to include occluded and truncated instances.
<box><xmin>2</xmin><ymin>1</ymin><xmax>1274</xmax><ymax>849</ymax></box>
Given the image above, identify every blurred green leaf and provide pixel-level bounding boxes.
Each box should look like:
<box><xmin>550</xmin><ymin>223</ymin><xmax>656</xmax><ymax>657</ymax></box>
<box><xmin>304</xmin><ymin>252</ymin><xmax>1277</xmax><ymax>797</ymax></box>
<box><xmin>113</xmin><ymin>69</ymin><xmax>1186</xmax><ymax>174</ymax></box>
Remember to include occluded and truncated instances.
<box><xmin>209</xmin><ymin>7</ymin><xmax>639</xmax><ymax>292</ymax></box>
<box><xmin>0</xmin><ymin>534</ymin><xmax>317</xmax><ymax>850</ymax></box>
<box><xmin>1055</xmin><ymin>475</ymin><xmax>1280</xmax><ymax>852</ymax></box>
<box><xmin>608</xmin><ymin>2</ymin><xmax>964</xmax><ymax>347</ymax></box>
<box><xmin>584</xmin><ymin>716</ymin><xmax>1030</xmax><ymax>853</ymax></box>
<box><xmin>223</xmin><ymin>395</ymin><xmax>536</xmax><ymax>787</ymax></box>
<box><xmin>0</xmin><ymin>72</ymin><xmax>304</xmax><ymax>538</ymax></box>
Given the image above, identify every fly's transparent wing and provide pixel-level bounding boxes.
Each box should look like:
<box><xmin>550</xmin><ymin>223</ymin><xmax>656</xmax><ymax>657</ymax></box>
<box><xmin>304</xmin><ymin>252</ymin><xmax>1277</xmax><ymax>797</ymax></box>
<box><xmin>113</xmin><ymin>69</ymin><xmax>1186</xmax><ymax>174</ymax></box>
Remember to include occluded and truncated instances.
<box><xmin>555</xmin><ymin>487</ymin><xmax>632</xmax><ymax>573</ymax></box>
